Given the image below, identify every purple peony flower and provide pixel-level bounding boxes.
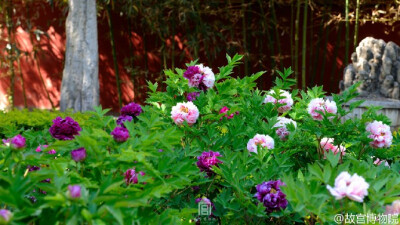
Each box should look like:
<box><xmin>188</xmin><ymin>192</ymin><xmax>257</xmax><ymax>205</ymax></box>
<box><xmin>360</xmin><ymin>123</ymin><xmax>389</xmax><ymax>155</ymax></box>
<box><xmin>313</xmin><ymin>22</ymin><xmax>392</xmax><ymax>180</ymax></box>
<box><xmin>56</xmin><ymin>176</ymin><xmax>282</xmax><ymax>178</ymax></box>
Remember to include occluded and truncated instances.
<box><xmin>196</xmin><ymin>151</ymin><xmax>223</xmax><ymax>177</ymax></box>
<box><xmin>0</xmin><ymin>209</ymin><xmax>12</xmax><ymax>223</ymax></box>
<box><xmin>48</xmin><ymin>149</ymin><xmax>57</xmax><ymax>155</ymax></box>
<box><xmin>71</xmin><ymin>148</ymin><xmax>87</xmax><ymax>162</ymax></box>
<box><xmin>124</xmin><ymin>168</ymin><xmax>139</xmax><ymax>185</ymax></box>
<box><xmin>3</xmin><ymin>134</ymin><xmax>26</xmax><ymax>149</ymax></box>
<box><xmin>186</xmin><ymin>92</ymin><xmax>200</xmax><ymax>101</ymax></box>
<box><xmin>111</xmin><ymin>127</ymin><xmax>130</xmax><ymax>142</ymax></box>
<box><xmin>49</xmin><ymin>117</ymin><xmax>81</xmax><ymax>140</ymax></box>
<box><xmin>68</xmin><ymin>185</ymin><xmax>81</xmax><ymax>198</ymax></box>
<box><xmin>254</xmin><ymin>180</ymin><xmax>288</xmax><ymax>213</ymax></box>
<box><xmin>116</xmin><ymin>115</ymin><xmax>133</xmax><ymax>127</ymax></box>
<box><xmin>183</xmin><ymin>66</ymin><xmax>201</xmax><ymax>80</ymax></box>
<box><xmin>28</xmin><ymin>165</ymin><xmax>41</xmax><ymax>172</ymax></box>
<box><xmin>121</xmin><ymin>102</ymin><xmax>143</xmax><ymax>118</ymax></box>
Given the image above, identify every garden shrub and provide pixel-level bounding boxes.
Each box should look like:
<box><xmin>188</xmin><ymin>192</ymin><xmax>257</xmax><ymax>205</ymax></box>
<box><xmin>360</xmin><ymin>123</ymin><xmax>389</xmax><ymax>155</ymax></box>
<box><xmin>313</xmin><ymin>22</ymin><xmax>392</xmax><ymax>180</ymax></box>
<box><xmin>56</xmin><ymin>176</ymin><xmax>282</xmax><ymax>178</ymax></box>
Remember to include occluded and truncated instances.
<box><xmin>0</xmin><ymin>54</ymin><xmax>400</xmax><ymax>224</ymax></box>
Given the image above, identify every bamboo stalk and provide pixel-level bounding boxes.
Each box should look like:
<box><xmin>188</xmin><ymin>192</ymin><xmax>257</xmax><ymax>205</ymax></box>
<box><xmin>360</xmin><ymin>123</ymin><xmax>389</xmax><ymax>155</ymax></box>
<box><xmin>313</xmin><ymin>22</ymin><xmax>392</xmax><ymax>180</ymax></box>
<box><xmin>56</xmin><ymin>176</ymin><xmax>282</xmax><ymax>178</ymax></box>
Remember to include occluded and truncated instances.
<box><xmin>308</xmin><ymin>2</ymin><xmax>313</xmax><ymax>84</ymax></box>
<box><xmin>290</xmin><ymin>0</ymin><xmax>294</xmax><ymax>69</ymax></box>
<box><xmin>311</xmin><ymin>0</ymin><xmax>331</xmax><ymax>86</ymax></box>
<box><xmin>353</xmin><ymin>0</ymin><xmax>360</xmax><ymax>52</ymax></box>
<box><xmin>329</xmin><ymin>23</ymin><xmax>344</xmax><ymax>93</ymax></box>
<box><xmin>345</xmin><ymin>0</ymin><xmax>349</xmax><ymax>66</ymax></box>
<box><xmin>171</xmin><ymin>22</ymin><xmax>175</xmax><ymax>70</ymax></box>
<box><xmin>242</xmin><ymin>0</ymin><xmax>248</xmax><ymax>76</ymax></box>
<box><xmin>106</xmin><ymin>3</ymin><xmax>123</xmax><ymax>109</ymax></box>
<box><xmin>25</xmin><ymin>3</ymin><xmax>54</xmax><ymax>109</ymax></box>
<box><xmin>33</xmin><ymin>52</ymin><xmax>55</xmax><ymax>109</ymax></box>
<box><xmin>295</xmin><ymin>0</ymin><xmax>301</xmax><ymax>88</ymax></box>
<box><xmin>17</xmin><ymin>57</ymin><xmax>27</xmax><ymax>108</ymax></box>
<box><xmin>127</xmin><ymin>18</ymin><xmax>135</xmax><ymax>101</ymax></box>
<box><xmin>301</xmin><ymin>0</ymin><xmax>308</xmax><ymax>90</ymax></box>
<box><xmin>6</xmin><ymin>0</ymin><xmax>15</xmax><ymax>109</ymax></box>
<box><xmin>270</xmin><ymin>0</ymin><xmax>283</xmax><ymax>69</ymax></box>
<box><xmin>257</xmin><ymin>0</ymin><xmax>276</xmax><ymax>71</ymax></box>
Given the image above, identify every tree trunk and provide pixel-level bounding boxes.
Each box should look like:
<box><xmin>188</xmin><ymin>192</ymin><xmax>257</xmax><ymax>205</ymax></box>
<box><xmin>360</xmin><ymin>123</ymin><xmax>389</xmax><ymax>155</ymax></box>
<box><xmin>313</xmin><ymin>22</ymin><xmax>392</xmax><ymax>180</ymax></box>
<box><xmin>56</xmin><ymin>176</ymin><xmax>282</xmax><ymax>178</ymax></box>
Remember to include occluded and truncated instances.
<box><xmin>60</xmin><ymin>0</ymin><xmax>99</xmax><ymax>112</ymax></box>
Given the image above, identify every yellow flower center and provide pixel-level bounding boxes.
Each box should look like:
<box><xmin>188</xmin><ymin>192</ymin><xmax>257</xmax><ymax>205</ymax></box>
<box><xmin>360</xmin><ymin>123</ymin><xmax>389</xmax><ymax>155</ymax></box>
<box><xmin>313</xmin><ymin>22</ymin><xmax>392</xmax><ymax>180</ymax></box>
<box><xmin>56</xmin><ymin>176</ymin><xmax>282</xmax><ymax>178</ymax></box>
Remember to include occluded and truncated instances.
<box><xmin>180</xmin><ymin>106</ymin><xmax>189</xmax><ymax>113</ymax></box>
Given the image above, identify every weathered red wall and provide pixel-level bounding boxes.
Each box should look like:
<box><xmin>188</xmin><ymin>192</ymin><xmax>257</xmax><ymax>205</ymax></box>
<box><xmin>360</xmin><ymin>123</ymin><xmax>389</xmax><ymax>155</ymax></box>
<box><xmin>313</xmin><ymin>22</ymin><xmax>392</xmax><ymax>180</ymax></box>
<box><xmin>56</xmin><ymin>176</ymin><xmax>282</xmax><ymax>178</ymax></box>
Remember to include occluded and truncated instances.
<box><xmin>1</xmin><ymin>2</ymin><xmax>399</xmax><ymax>111</ymax></box>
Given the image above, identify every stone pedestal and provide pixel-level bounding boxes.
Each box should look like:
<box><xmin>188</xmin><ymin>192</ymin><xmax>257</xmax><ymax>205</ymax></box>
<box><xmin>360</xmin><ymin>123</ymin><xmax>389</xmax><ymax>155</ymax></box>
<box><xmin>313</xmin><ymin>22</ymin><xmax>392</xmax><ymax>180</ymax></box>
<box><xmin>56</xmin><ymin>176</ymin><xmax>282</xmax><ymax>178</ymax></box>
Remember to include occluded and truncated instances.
<box><xmin>338</xmin><ymin>97</ymin><xmax>400</xmax><ymax>131</ymax></box>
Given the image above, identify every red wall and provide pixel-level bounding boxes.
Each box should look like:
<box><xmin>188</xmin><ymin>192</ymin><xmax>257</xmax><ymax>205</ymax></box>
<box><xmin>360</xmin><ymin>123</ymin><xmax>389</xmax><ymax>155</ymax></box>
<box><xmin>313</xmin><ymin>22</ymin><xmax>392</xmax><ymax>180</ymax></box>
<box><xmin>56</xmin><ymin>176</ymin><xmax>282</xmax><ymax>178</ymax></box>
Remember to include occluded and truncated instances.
<box><xmin>1</xmin><ymin>2</ymin><xmax>400</xmax><ymax>111</ymax></box>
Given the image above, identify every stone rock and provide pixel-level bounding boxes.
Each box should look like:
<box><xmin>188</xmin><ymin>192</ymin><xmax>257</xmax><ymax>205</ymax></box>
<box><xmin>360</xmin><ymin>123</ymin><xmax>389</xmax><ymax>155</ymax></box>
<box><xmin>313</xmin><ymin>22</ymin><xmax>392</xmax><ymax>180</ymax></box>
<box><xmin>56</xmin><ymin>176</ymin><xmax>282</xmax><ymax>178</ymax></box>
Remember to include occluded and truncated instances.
<box><xmin>340</xmin><ymin>37</ymin><xmax>400</xmax><ymax>99</ymax></box>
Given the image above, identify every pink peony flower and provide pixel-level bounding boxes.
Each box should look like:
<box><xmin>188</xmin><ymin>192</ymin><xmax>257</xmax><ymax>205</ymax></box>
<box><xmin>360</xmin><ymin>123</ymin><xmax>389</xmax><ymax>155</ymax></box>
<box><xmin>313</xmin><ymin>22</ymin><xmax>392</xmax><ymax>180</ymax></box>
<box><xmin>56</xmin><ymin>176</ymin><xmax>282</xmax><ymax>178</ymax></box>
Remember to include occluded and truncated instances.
<box><xmin>263</xmin><ymin>90</ymin><xmax>294</xmax><ymax>113</ymax></box>
<box><xmin>385</xmin><ymin>200</ymin><xmax>400</xmax><ymax>215</ymax></box>
<box><xmin>171</xmin><ymin>101</ymin><xmax>199</xmax><ymax>125</ymax></box>
<box><xmin>373</xmin><ymin>158</ymin><xmax>390</xmax><ymax>167</ymax></box>
<box><xmin>273</xmin><ymin>117</ymin><xmax>297</xmax><ymax>140</ymax></box>
<box><xmin>307</xmin><ymin>98</ymin><xmax>337</xmax><ymax>121</ymax></box>
<box><xmin>327</xmin><ymin>171</ymin><xmax>369</xmax><ymax>202</ymax></box>
<box><xmin>247</xmin><ymin>134</ymin><xmax>274</xmax><ymax>154</ymax></box>
<box><xmin>366</xmin><ymin>121</ymin><xmax>393</xmax><ymax>148</ymax></box>
<box><xmin>320</xmin><ymin>138</ymin><xmax>346</xmax><ymax>158</ymax></box>
<box><xmin>183</xmin><ymin>64</ymin><xmax>215</xmax><ymax>91</ymax></box>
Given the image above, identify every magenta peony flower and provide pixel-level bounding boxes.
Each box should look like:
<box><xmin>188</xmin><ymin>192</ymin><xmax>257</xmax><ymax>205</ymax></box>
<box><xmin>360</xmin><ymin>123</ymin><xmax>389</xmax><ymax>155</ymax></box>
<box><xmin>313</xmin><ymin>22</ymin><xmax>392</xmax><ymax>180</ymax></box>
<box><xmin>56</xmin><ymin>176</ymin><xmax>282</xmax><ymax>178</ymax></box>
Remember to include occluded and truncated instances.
<box><xmin>219</xmin><ymin>106</ymin><xmax>239</xmax><ymax>120</ymax></box>
<box><xmin>366</xmin><ymin>121</ymin><xmax>393</xmax><ymax>148</ymax></box>
<box><xmin>36</xmin><ymin>145</ymin><xmax>56</xmax><ymax>154</ymax></box>
<box><xmin>327</xmin><ymin>171</ymin><xmax>369</xmax><ymax>202</ymax></box>
<box><xmin>273</xmin><ymin>117</ymin><xmax>297</xmax><ymax>140</ymax></box>
<box><xmin>0</xmin><ymin>209</ymin><xmax>12</xmax><ymax>224</ymax></box>
<box><xmin>307</xmin><ymin>98</ymin><xmax>337</xmax><ymax>121</ymax></box>
<box><xmin>71</xmin><ymin>148</ymin><xmax>87</xmax><ymax>162</ymax></box>
<box><xmin>183</xmin><ymin>65</ymin><xmax>215</xmax><ymax>91</ymax></box>
<box><xmin>385</xmin><ymin>200</ymin><xmax>400</xmax><ymax>215</ymax></box>
<box><xmin>36</xmin><ymin>145</ymin><xmax>48</xmax><ymax>152</ymax></box>
<box><xmin>263</xmin><ymin>90</ymin><xmax>294</xmax><ymax>113</ymax></box>
<box><xmin>120</xmin><ymin>102</ymin><xmax>143</xmax><ymax>118</ymax></box>
<box><xmin>116</xmin><ymin>115</ymin><xmax>133</xmax><ymax>127</ymax></box>
<box><xmin>254</xmin><ymin>180</ymin><xmax>288</xmax><ymax>213</ymax></box>
<box><xmin>247</xmin><ymin>134</ymin><xmax>274</xmax><ymax>154</ymax></box>
<box><xmin>124</xmin><ymin>168</ymin><xmax>139</xmax><ymax>185</ymax></box>
<box><xmin>3</xmin><ymin>134</ymin><xmax>26</xmax><ymax>149</ymax></box>
<box><xmin>186</xmin><ymin>92</ymin><xmax>200</xmax><ymax>101</ymax></box>
<box><xmin>171</xmin><ymin>101</ymin><xmax>199</xmax><ymax>126</ymax></box>
<box><xmin>49</xmin><ymin>117</ymin><xmax>81</xmax><ymax>140</ymax></box>
<box><xmin>196</xmin><ymin>151</ymin><xmax>223</xmax><ymax>177</ymax></box>
<box><xmin>68</xmin><ymin>185</ymin><xmax>81</xmax><ymax>198</ymax></box>
<box><xmin>320</xmin><ymin>138</ymin><xmax>346</xmax><ymax>158</ymax></box>
<box><xmin>111</xmin><ymin>127</ymin><xmax>130</xmax><ymax>142</ymax></box>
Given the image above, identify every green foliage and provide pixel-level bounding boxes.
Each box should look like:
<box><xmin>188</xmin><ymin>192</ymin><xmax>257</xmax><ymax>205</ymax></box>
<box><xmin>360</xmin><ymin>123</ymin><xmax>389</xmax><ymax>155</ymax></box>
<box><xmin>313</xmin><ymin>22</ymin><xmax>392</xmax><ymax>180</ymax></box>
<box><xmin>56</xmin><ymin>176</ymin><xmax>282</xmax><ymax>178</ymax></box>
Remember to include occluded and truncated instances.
<box><xmin>1</xmin><ymin>54</ymin><xmax>399</xmax><ymax>224</ymax></box>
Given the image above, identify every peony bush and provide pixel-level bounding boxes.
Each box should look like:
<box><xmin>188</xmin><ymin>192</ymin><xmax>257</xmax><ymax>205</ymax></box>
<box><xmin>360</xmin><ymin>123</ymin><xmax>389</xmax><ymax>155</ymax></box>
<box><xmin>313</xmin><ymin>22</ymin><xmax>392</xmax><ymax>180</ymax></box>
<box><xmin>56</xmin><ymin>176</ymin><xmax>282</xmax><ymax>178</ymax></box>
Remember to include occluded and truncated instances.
<box><xmin>0</xmin><ymin>54</ymin><xmax>400</xmax><ymax>224</ymax></box>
